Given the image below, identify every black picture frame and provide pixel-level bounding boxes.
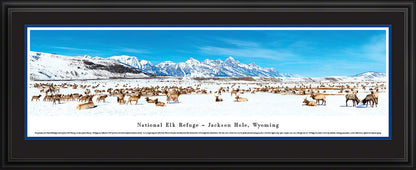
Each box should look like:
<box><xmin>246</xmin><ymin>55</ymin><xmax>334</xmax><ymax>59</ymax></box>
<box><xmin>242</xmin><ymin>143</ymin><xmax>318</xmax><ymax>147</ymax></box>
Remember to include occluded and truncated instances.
<box><xmin>1</xmin><ymin>0</ymin><xmax>415</xmax><ymax>169</ymax></box>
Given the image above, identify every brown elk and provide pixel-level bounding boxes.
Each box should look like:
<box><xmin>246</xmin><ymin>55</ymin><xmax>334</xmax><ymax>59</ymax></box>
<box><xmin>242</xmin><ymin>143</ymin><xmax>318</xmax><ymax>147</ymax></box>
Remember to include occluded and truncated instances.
<box><xmin>154</xmin><ymin>99</ymin><xmax>166</xmax><ymax>107</ymax></box>
<box><xmin>84</xmin><ymin>89</ymin><xmax>91</xmax><ymax>95</ymax></box>
<box><xmin>165</xmin><ymin>90</ymin><xmax>180</xmax><ymax>104</ymax></box>
<box><xmin>79</xmin><ymin>95</ymin><xmax>93</xmax><ymax>102</ymax></box>
<box><xmin>215</xmin><ymin>96</ymin><xmax>223</xmax><ymax>102</ymax></box>
<box><xmin>230</xmin><ymin>89</ymin><xmax>239</xmax><ymax>96</ymax></box>
<box><xmin>235</xmin><ymin>96</ymin><xmax>248</xmax><ymax>102</ymax></box>
<box><xmin>362</xmin><ymin>94</ymin><xmax>376</xmax><ymax>107</ymax></box>
<box><xmin>127</xmin><ymin>94</ymin><xmax>141</xmax><ymax>105</ymax></box>
<box><xmin>96</xmin><ymin>95</ymin><xmax>108</xmax><ymax>103</ymax></box>
<box><xmin>43</xmin><ymin>95</ymin><xmax>53</xmax><ymax>102</ymax></box>
<box><xmin>371</xmin><ymin>91</ymin><xmax>379</xmax><ymax>107</ymax></box>
<box><xmin>76</xmin><ymin>98</ymin><xmax>95</xmax><ymax>110</ymax></box>
<box><xmin>117</xmin><ymin>94</ymin><xmax>126</xmax><ymax>104</ymax></box>
<box><xmin>45</xmin><ymin>88</ymin><xmax>53</xmax><ymax>94</ymax></box>
<box><xmin>31</xmin><ymin>95</ymin><xmax>42</xmax><ymax>101</ymax></box>
<box><xmin>145</xmin><ymin>97</ymin><xmax>157</xmax><ymax>103</ymax></box>
<box><xmin>345</xmin><ymin>94</ymin><xmax>360</xmax><ymax>107</ymax></box>
<box><xmin>52</xmin><ymin>94</ymin><xmax>62</xmax><ymax>104</ymax></box>
<box><xmin>303</xmin><ymin>98</ymin><xmax>317</xmax><ymax>106</ymax></box>
<box><xmin>310</xmin><ymin>93</ymin><xmax>326</xmax><ymax>105</ymax></box>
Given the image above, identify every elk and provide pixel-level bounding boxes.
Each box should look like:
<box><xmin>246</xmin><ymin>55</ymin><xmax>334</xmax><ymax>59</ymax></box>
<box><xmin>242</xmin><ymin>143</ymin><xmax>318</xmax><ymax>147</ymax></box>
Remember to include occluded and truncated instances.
<box><xmin>145</xmin><ymin>97</ymin><xmax>157</xmax><ymax>103</ymax></box>
<box><xmin>230</xmin><ymin>89</ymin><xmax>239</xmax><ymax>96</ymax></box>
<box><xmin>352</xmin><ymin>90</ymin><xmax>358</xmax><ymax>94</ymax></box>
<box><xmin>165</xmin><ymin>90</ymin><xmax>180</xmax><ymax>104</ymax></box>
<box><xmin>43</xmin><ymin>95</ymin><xmax>52</xmax><ymax>102</ymax></box>
<box><xmin>45</xmin><ymin>88</ymin><xmax>53</xmax><ymax>94</ymax></box>
<box><xmin>362</xmin><ymin>94</ymin><xmax>376</xmax><ymax>108</ymax></box>
<box><xmin>310</xmin><ymin>93</ymin><xmax>326</xmax><ymax>105</ymax></box>
<box><xmin>371</xmin><ymin>91</ymin><xmax>379</xmax><ymax>107</ymax></box>
<box><xmin>79</xmin><ymin>95</ymin><xmax>94</xmax><ymax>102</ymax></box>
<box><xmin>154</xmin><ymin>98</ymin><xmax>166</xmax><ymax>107</ymax></box>
<box><xmin>127</xmin><ymin>94</ymin><xmax>141</xmax><ymax>105</ymax></box>
<box><xmin>84</xmin><ymin>89</ymin><xmax>91</xmax><ymax>95</ymax></box>
<box><xmin>235</xmin><ymin>96</ymin><xmax>248</xmax><ymax>102</ymax></box>
<box><xmin>31</xmin><ymin>95</ymin><xmax>42</xmax><ymax>101</ymax></box>
<box><xmin>117</xmin><ymin>94</ymin><xmax>126</xmax><ymax>104</ymax></box>
<box><xmin>52</xmin><ymin>94</ymin><xmax>61</xmax><ymax>104</ymax></box>
<box><xmin>345</xmin><ymin>93</ymin><xmax>360</xmax><ymax>107</ymax></box>
<box><xmin>96</xmin><ymin>95</ymin><xmax>108</xmax><ymax>103</ymax></box>
<box><xmin>76</xmin><ymin>98</ymin><xmax>95</xmax><ymax>110</ymax></box>
<box><xmin>215</xmin><ymin>96</ymin><xmax>223</xmax><ymax>102</ymax></box>
<box><xmin>303</xmin><ymin>98</ymin><xmax>317</xmax><ymax>106</ymax></box>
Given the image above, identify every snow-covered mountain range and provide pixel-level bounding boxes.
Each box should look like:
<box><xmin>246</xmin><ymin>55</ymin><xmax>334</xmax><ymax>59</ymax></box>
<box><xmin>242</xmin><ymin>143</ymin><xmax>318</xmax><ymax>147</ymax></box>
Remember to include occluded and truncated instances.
<box><xmin>28</xmin><ymin>51</ymin><xmax>386</xmax><ymax>82</ymax></box>
<box><xmin>272</xmin><ymin>71</ymin><xmax>387</xmax><ymax>83</ymax></box>
<box><xmin>352</xmin><ymin>72</ymin><xmax>387</xmax><ymax>79</ymax></box>
<box><xmin>29</xmin><ymin>52</ymin><xmax>149</xmax><ymax>80</ymax></box>
<box><xmin>108</xmin><ymin>55</ymin><xmax>294</xmax><ymax>77</ymax></box>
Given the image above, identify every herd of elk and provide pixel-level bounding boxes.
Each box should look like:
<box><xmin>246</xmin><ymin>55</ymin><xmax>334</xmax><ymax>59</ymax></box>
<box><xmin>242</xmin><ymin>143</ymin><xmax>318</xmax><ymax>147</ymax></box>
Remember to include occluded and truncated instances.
<box><xmin>30</xmin><ymin>82</ymin><xmax>383</xmax><ymax>110</ymax></box>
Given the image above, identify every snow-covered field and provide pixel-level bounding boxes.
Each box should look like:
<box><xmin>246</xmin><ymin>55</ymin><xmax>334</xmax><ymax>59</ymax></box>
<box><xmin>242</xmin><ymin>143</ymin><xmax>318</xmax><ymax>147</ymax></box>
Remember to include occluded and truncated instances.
<box><xmin>27</xmin><ymin>78</ymin><xmax>389</xmax><ymax>138</ymax></box>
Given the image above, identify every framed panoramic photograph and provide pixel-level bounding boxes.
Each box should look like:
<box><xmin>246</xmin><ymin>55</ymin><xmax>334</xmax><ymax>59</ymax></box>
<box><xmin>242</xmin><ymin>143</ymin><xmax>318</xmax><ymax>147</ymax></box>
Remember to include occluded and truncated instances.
<box><xmin>25</xmin><ymin>26</ymin><xmax>391</xmax><ymax>139</ymax></box>
<box><xmin>2</xmin><ymin>0</ymin><xmax>415</xmax><ymax>170</ymax></box>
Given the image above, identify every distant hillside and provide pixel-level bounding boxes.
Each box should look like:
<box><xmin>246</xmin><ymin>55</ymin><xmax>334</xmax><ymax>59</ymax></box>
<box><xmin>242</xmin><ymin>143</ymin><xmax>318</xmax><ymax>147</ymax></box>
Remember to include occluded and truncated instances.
<box><xmin>29</xmin><ymin>52</ymin><xmax>149</xmax><ymax>80</ymax></box>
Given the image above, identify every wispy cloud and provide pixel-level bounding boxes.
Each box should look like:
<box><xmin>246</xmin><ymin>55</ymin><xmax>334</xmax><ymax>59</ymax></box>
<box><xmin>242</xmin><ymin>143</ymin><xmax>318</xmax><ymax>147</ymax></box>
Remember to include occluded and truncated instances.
<box><xmin>199</xmin><ymin>46</ymin><xmax>295</xmax><ymax>60</ymax></box>
<box><xmin>118</xmin><ymin>48</ymin><xmax>149</xmax><ymax>54</ymax></box>
<box><xmin>197</xmin><ymin>37</ymin><xmax>296</xmax><ymax>60</ymax></box>
<box><xmin>220</xmin><ymin>39</ymin><xmax>260</xmax><ymax>47</ymax></box>
<box><xmin>53</xmin><ymin>46</ymin><xmax>91</xmax><ymax>51</ymax></box>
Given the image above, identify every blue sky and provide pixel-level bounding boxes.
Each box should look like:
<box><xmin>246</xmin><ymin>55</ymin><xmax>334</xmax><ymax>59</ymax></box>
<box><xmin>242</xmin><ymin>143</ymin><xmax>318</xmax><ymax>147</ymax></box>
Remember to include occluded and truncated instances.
<box><xmin>29</xmin><ymin>28</ymin><xmax>387</xmax><ymax>77</ymax></box>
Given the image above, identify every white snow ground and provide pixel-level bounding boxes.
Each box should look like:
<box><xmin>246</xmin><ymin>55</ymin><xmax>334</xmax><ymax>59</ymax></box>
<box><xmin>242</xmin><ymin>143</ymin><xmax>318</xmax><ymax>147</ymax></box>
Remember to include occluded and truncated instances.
<box><xmin>27</xmin><ymin>79</ymin><xmax>389</xmax><ymax>138</ymax></box>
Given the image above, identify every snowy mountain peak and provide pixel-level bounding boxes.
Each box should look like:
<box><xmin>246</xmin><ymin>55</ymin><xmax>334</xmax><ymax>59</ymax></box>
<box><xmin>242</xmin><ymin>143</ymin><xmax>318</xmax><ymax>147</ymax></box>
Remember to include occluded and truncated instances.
<box><xmin>224</xmin><ymin>56</ymin><xmax>240</xmax><ymax>65</ymax></box>
<box><xmin>353</xmin><ymin>71</ymin><xmax>386</xmax><ymax>78</ymax></box>
<box><xmin>109</xmin><ymin>55</ymin><xmax>136</xmax><ymax>61</ymax></box>
<box><xmin>140</xmin><ymin>60</ymin><xmax>153</xmax><ymax>65</ymax></box>
<box><xmin>82</xmin><ymin>55</ymin><xmax>92</xmax><ymax>59</ymax></box>
<box><xmin>30</xmin><ymin>51</ymin><xmax>295</xmax><ymax>78</ymax></box>
<box><xmin>99</xmin><ymin>55</ymin><xmax>290</xmax><ymax>77</ymax></box>
<box><xmin>249</xmin><ymin>62</ymin><xmax>258</xmax><ymax>67</ymax></box>
<box><xmin>185</xmin><ymin>57</ymin><xmax>200</xmax><ymax>64</ymax></box>
<box><xmin>225</xmin><ymin>56</ymin><xmax>235</xmax><ymax>62</ymax></box>
<box><xmin>203</xmin><ymin>59</ymin><xmax>211</xmax><ymax>63</ymax></box>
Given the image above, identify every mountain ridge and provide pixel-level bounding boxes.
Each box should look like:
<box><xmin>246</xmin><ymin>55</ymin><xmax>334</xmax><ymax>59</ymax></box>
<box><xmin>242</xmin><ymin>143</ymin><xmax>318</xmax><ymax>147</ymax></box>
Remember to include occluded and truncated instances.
<box><xmin>109</xmin><ymin>55</ymin><xmax>296</xmax><ymax>78</ymax></box>
<box><xmin>29</xmin><ymin>51</ymin><xmax>386</xmax><ymax>81</ymax></box>
<box><xmin>29</xmin><ymin>52</ymin><xmax>149</xmax><ymax>80</ymax></box>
